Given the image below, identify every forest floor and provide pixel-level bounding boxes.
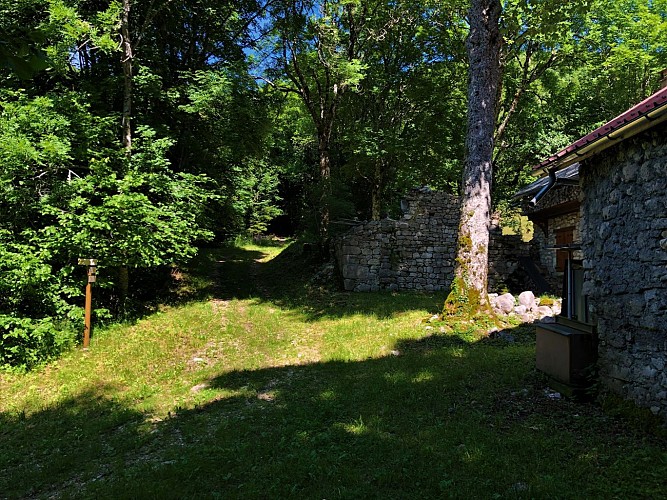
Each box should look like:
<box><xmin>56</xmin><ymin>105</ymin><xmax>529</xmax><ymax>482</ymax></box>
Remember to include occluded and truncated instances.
<box><xmin>1</xmin><ymin>242</ymin><xmax>666</xmax><ymax>499</ymax></box>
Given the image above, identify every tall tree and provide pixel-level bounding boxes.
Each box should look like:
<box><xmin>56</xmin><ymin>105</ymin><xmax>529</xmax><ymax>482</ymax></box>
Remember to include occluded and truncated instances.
<box><xmin>265</xmin><ymin>0</ymin><xmax>366</xmax><ymax>242</ymax></box>
<box><xmin>338</xmin><ymin>0</ymin><xmax>468</xmax><ymax>220</ymax></box>
<box><xmin>445</xmin><ymin>0</ymin><xmax>501</xmax><ymax>316</ymax></box>
<box><xmin>120</xmin><ymin>0</ymin><xmax>133</xmax><ymax>155</ymax></box>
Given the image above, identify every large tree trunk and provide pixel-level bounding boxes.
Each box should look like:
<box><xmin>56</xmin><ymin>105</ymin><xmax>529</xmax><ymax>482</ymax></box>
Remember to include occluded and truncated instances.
<box><xmin>118</xmin><ymin>0</ymin><xmax>133</xmax><ymax>310</ymax></box>
<box><xmin>317</xmin><ymin>131</ymin><xmax>331</xmax><ymax>243</ymax></box>
<box><xmin>445</xmin><ymin>0</ymin><xmax>502</xmax><ymax>317</ymax></box>
<box><xmin>121</xmin><ymin>0</ymin><xmax>133</xmax><ymax>156</ymax></box>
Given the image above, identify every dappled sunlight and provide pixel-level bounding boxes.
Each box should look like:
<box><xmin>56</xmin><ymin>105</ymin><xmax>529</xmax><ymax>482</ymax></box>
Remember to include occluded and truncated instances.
<box><xmin>412</xmin><ymin>368</ymin><xmax>436</xmax><ymax>383</ymax></box>
<box><xmin>459</xmin><ymin>445</ymin><xmax>485</xmax><ymax>465</ymax></box>
<box><xmin>382</xmin><ymin>368</ymin><xmax>436</xmax><ymax>385</ymax></box>
<box><xmin>319</xmin><ymin>389</ymin><xmax>337</xmax><ymax>401</ymax></box>
<box><xmin>335</xmin><ymin>415</ymin><xmax>393</xmax><ymax>440</ymax></box>
<box><xmin>199</xmin><ymin>242</ymin><xmax>443</xmax><ymax>322</ymax></box>
<box><xmin>2</xmin><ymin>317</ymin><xmax>666</xmax><ymax>497</ymax></box>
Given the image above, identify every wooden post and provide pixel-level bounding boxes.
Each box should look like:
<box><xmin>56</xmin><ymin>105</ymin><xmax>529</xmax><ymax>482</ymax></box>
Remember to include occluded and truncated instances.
<box><xmin>78</xmin><ymin>259</ymin><xmax>97</xmax><ymax>348</ymax></box>
<box><xmin>84</xmin><ymin>275</ymin><xmax>92</xmax><ymax>348</ymax></box>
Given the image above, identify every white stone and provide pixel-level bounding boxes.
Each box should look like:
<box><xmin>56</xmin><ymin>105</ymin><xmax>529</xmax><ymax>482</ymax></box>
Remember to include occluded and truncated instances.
<box><xmin>537</xmin><ymin>305</ymin><xmax>553</xmax><ymax>318</ymax></box>
<box><xmin>518</xmin><ymin>291</ymin><xmax>536</xmax><ymax>311</ymax></box>
<box><xmin>514</xmin><ymin>305</ymin><xmax>527</xmax><ymax>315</ymax></box>
<box><xmin>494</xmin><ymin>293</ymin><xmax>515</xmax><ymax>314</ymax></box>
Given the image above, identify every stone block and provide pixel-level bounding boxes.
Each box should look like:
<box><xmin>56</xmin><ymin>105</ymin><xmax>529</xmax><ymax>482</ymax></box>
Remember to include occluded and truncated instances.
<box><xmin>651</xmin><ymin>357</ymin><xmax>665</xmax><ymax>371</ymax></box>
<box><xmin>536</xmin><ymin>305</ymin><xmax>553</xmax><ymax>319</ymax></box>
<box><xmin>494</xmin><ymin>293</ymin><xmax>515</xmax><ymax>314</ymax></box>
<box><xmin>356</xmin><ymin>267</ymin><xmax>369</xmax><ymax>279</ymax></box>
<box><xmin>518</xmin><ymin>291</ymin><xmax>536</xmax><ymax>311</ymax></box>
<box><xmin>602</xmin><ymin>205</ymin><xmax>618</xmax><ymax>220</ymax></box>
<box><xmin>342</xmin><ymin>264</ymin><xmax>358</xmax><ymax>278</ymax></box>
<box><xmin>642</xmin><ymin>364</ymin><xmax>658</xmax><ymax>379</ymax></box>
<box><xmin>342</xmin><ymin>245</ymin><xmax>361</xmax><ymax>255</ymax></box>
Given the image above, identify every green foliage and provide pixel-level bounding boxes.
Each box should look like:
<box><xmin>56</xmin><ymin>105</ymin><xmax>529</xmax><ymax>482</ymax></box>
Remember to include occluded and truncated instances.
<box><xmin>0</xmin><ymin>0</ymin><xmax>50</xmax><ymax>79</ymax></box>
<box><xmin>0</xmin><ymin>89</ymin><xmax>213</xmax><ymax>368</ymax></box>
<box><xmin>42</xmin><ymin>126</ymin><xmax>214</xmax><ymax>268</ymax></box>
<box><xmin>175</xmin><ymin>68</ymin><xmax>280</xmax><ymax>238</ymax></box>
<box><xmin>0</xmin><ymin>0</ymin><xmax>283</xmax><ymax>368</ymax></box>
<box><xmin>494</xmin><ymin>0</ymin><xmax>667</xmax><ymax>202</ymax></box>
<box><xmin>43</xmin><ymin>0</ymin><xmax>121</xmax><ymax>72</ymax></box>
<box><xmin>2</xmin><ymin>0</ymin><xmax>667</xmax><ymax>369</ymax></box>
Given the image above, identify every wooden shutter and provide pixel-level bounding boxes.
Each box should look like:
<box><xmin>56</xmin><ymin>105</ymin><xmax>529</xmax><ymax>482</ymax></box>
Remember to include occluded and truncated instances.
<box><xmin>555</xmin><ymin>227</ymin><xmax>574</xmax><ymax>272</ymax></box>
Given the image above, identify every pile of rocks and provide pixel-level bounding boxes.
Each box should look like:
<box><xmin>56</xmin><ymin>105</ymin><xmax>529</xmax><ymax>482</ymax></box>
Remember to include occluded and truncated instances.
<box><xmin>489</xmin><ymin>290</ymin><xmax>561</xmax><ymax>323</ymax></box>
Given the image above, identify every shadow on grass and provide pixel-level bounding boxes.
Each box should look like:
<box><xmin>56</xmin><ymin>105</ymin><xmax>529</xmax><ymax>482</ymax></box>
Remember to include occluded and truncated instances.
<box><xmin>3</xmin><ymin>329</ymin><xmax>666</xmax><ymax>498</ymax></box>
<box><xmin>0</xmin><ymin>384</ymin><xmax>145</xmax><ymax>498</ymax></box>
<box><xmin>120</xmin><ymin>243</ymin><xmax>442</xmax><ymax>323</ymax></box>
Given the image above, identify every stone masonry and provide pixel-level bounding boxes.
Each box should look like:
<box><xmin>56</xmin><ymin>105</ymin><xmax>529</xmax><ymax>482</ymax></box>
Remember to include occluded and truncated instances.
<box><xmin>334</xmin><ymin>191</ymin><xmax>459</xmax><ymax>292</ymax></box>
<box><xmin>524</xmin><ymin>184</ymin><xmax>582</xmax><ymax>291</ymax></box>
<box><xmin>580</xmin><ymin>121</ymin><xmax>667</xmax><ymax>418</ymax></box>
<box><xmin>334</xmin><ymin>190</ymin><xmax>533</xmax><ymax>293</ymax></box>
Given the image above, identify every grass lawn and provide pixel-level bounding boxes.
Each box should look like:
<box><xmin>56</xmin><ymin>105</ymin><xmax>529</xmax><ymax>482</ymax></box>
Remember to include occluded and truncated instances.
<box><xmin>1</xmin><ymin>242</ymin><xmax>665</xmax><ymax>499</ymax></box>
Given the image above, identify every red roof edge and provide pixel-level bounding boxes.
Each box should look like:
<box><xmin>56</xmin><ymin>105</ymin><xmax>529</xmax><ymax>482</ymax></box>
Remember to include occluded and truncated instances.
<box><xmin>534</xmin><ymin>86</ymin><xmax>667</xmax><ymax>171</ymax></box>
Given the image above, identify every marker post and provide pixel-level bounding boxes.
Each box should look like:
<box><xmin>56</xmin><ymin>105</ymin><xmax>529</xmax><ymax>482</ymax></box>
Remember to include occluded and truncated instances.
<box><xmin>78</xmin><ymin>259</ymin><xmax>97</xmax><ymax>348</ymax></box>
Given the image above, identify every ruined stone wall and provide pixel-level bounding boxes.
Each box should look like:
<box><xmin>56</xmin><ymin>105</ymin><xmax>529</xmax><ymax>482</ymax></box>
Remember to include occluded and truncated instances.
<box><xmin>334</xmin><ymin>191</ymin><xmax>460</xmax><ymax>292</ymax></box>
<box><xmin>334</xmin><ymin>191</ymin><xmax>534</xmax><ymax>293</ymax></box>
<box><xmin>580</xmin><ymin>121</ymin><xmax>667</xmax><ymax>418</ymax></box>
<box><xmin>488</xmin><ymin>230</ymin><xmax>532</xmax><ymax>291</ymax></box>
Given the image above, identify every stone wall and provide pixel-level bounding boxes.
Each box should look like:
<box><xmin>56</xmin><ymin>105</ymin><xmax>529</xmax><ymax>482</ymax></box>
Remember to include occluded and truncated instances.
<box><xmin>580</xmin><ymin>121</ymin><xmax>667</xmax><ymax>418</ymax></box>
<box><xmin>488</xmin><ymin>230</ymin><xmax>532</xmax><ymax>291</ymax></box>
<box><xmin>532</xmin><ymin>210</ymin><xmax>582</xmax><ymax>291</ymax></box>
<box><xmin>334</xmin><ymin>190</ymin><xmax>533</xmax><ymax>293</ymax></box>
<box><xmin>524</xmin><ymin>184</ymin><xmax>582</xmax><ymax>292</ymax></box>
<box><xmin>333</xmin><ymin>191</ymin><xmax>459</xmax><ymax>292</ymax></box>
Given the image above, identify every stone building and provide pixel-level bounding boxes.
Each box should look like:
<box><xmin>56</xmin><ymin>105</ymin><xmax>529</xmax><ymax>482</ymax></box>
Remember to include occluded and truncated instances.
<box><xmin>528</xmin><ymin>84</ymin><xmax>667</xmax><ymax>417</ymax></box>
<box><xmin>515</xmin><ymin>164</ymin><xmax>581</xmax><ymax>292</ymax></box>
<box><xmin>333</xmin><ymin>190</ymin><xmax>460</xmax><ymax>293</ymax></box>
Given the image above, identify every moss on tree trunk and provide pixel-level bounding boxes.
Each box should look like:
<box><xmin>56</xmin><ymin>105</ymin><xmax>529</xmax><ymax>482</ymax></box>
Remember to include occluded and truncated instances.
<box><xmin>445</xmin><ymin>0</ymin><xmax>502</xmax><ymax>318</ymax></box>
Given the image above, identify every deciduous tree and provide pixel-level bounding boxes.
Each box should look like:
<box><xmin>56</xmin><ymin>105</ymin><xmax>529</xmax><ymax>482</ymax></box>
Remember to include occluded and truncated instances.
<box><xmin>445</xmin><ymin>0</ymin><xmax>501</xmax><ymax>316</ymax></box>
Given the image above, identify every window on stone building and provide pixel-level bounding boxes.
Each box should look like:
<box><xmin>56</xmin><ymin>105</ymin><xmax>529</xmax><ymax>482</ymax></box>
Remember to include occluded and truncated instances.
<box><xmin>555</xmin><ymin>227</ymin><xmax>575</xmax><ymax>272</ymax></box>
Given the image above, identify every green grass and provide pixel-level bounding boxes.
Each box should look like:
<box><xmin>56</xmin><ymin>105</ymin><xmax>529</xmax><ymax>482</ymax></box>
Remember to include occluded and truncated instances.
<box><xmin>1</xmin><ymin>242</ymin><xmax>665</xmax><ymax>498</ymax></box>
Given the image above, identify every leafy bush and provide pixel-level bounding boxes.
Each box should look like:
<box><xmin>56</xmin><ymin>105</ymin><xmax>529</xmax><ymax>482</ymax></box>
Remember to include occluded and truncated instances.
<box><xmin>0</xmin><ymin>91</ymin><xmax>214</xmax><ymax>369</ymax></box>
<box><xmin>0</xmin><ymin>315</ymin><xmax>76</xmax><ymax>371</ymax></box>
